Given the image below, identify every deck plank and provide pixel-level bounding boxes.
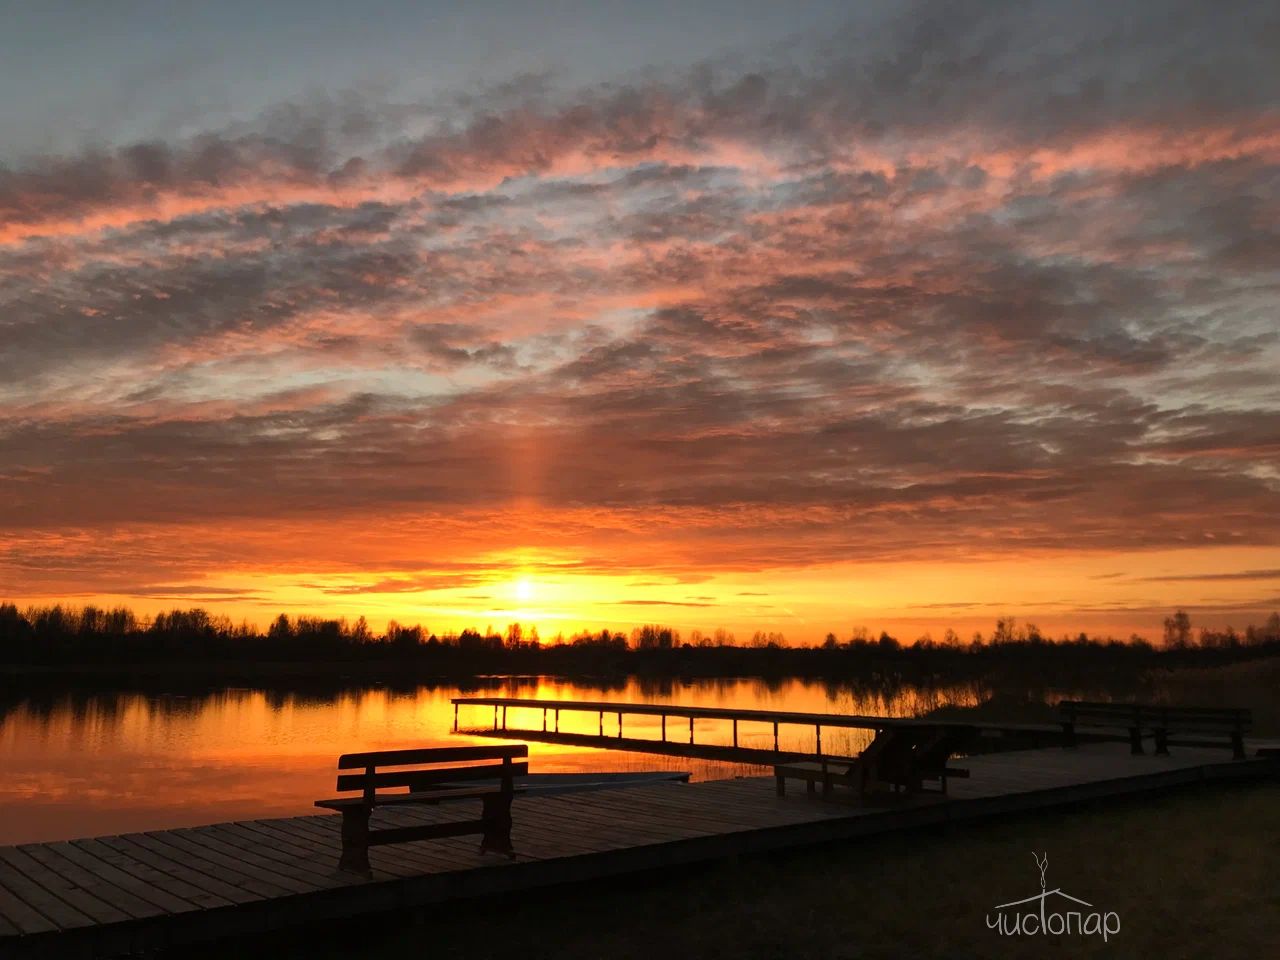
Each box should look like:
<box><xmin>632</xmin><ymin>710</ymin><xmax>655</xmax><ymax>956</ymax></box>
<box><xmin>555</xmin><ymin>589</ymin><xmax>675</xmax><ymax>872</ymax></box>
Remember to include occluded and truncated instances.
<box><xmin>0</xmin><ymin>846</ymin><xmax>128</xmax><ymax>927</ymax></box>
<box><xmin>548</xmin><ymin>793</ymin><xmax>711</xmax><ymax>837</ymax></box>
<box><xmin>231</xmin><ymin>819</ymin><xmax>396</xmax><ymax>876</ymax></box>
<box><xmin>135</xmin><ymin>832</ymin><xmax>296</xmax><ymax>900</ymax></box>
<box><xmin>168</xmin><ymin>826</ymin><xmax>335</xmax><ymax>894</ymax></box>
<box><xmin>45</xmin><ymin>840</ymin><xmax>199</xmax><ymax>916</ymax></box>
<box><xmin>208</xmin><ymin>822</ymin><xmax>357</xmax><ymax>885</ymax></box>
<box><xmin>0</xmin><ymin>864</ymin><xmax>71</xmax><ymax>935</ymax></box>
<box><xmin>90</xmin><ymin>836</ymin><xmax>238</xmax><ymax>910</ymax></box>
<box><xmin>103</xmin><ymin>834</ymin><xmax>266</xmax><ymax>906</ymax></box>
<box><xmin>569</xmin><ymin>786</ymin><xmax>790</xmax><ymax>832</ymax></box>
<box><xmin>19</xmin><ymin>843</ymin><xmax>168</xmax><ymax>921</ymax></box>
<box><xmin>529</xmin><ymin>797</ymin><xmax>707</xmax><ymax>844</ymax></box>
<box><xmin>72</xmin><ymin>839</ymin><xmax>232</xmax><ymax>911</ymax></box>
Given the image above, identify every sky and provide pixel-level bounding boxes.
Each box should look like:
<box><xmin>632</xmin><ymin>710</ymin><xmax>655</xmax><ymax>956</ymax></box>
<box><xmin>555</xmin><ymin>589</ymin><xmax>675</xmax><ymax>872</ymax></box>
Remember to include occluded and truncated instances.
<box><xmin>1</xmin><ymin>0</ymin><xmax>1278</xmax><ymax>643</ymax></box>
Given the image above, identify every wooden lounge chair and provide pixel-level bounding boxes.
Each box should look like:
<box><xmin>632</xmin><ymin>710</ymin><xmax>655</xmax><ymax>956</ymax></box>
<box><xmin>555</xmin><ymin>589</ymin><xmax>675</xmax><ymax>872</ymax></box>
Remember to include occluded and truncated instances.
<box><xmin>899</xmin><ymin>725</ymin><xmax>973</xmax><ymax>793</ymax></box>
<box><xmin>775</xmin><ymin>724</ymin><xmax>971</xmax><ymax>799</ymax></box>
<box><xmin>773</xmin><ymin>755</ymin><xmax>865</xmax><ymax>798</ymax></box>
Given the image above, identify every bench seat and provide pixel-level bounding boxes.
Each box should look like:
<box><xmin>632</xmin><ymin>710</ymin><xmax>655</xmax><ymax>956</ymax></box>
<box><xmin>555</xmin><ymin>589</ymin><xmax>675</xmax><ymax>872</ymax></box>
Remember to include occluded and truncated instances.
<box><xmin>315</xmin><ymin>786</ymin><xmax>521</xmax><ymax>810</ymax></box>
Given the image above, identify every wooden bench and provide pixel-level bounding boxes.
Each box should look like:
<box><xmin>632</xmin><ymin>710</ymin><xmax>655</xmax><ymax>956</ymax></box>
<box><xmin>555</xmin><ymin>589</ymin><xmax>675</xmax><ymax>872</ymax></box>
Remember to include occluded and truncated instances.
<box><xmin>775</xmin><ymin>724</ymin><xmax>972</xmax><ymax>799</ymax></box>
<box><xmin>1059</xmin><ymin>701</ymin><xmax>1251</xmax><ymax>759</ymax></box>
<box><xmin>315</xmin><ymin>744</ymin><xmax>528</xmax><ymax>874</ymax></box>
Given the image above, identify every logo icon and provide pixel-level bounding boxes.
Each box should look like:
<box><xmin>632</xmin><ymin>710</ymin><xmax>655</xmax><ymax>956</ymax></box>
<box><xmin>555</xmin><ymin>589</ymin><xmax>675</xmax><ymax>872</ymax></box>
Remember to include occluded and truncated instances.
<box><xmin>987</xmin><ymin>853</ymin><xmax>1120</xmax><ymax>941</ymax></box>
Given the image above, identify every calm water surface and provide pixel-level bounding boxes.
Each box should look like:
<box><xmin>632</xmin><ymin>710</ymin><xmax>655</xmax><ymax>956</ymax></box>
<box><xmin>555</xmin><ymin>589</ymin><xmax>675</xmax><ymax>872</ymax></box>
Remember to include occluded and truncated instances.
<box><xmin>2</xmin><ymin>676</ymin><xmax>1012</xmax><ymax>844</ymax></box>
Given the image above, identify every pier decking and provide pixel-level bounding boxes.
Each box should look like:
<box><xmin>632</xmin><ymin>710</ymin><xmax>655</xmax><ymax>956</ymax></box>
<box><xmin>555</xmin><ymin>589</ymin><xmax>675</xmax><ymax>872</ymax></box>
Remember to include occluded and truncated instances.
<box><xmin>1</xmin><ymin>742</ymin><xmax>1275</xmax><ymax>958</ymax></box>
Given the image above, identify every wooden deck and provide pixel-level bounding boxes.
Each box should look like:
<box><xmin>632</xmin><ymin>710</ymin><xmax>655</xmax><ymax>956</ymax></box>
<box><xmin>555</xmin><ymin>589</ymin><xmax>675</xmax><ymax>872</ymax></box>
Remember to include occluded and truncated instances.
<box><xmin>1</xmin><ymin>743</ymin><xmax>1275</xmax><ymax>958</ymax></box>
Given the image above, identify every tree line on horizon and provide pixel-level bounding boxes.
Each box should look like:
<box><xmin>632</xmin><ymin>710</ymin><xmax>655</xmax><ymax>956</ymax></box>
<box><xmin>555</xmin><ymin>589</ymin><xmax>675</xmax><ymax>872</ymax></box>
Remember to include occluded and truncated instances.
<box><xmin>1</xmin><ymin>602</ymin><xmax>1277</xmax><ymax>665</ymax></box>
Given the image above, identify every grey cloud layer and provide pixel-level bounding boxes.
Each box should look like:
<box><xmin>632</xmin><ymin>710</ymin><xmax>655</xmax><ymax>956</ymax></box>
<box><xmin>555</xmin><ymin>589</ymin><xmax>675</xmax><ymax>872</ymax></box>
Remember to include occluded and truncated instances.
<box><xmin>1</xmin><ymin>0</ymin><xmax>1278</xmax><ymax>589</ymax></box>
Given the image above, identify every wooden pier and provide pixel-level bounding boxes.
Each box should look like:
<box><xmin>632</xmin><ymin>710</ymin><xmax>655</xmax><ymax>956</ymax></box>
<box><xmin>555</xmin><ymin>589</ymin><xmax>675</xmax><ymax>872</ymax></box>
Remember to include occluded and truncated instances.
<box><xmin>450</xmin><ymin>696</ymin><xmax>1120</xmax><ymax>764</ymax></box>
<box><xmin>451</xmin><ymin>696</ymin><xmax>969</xmax><ymax>763</ymax></box>
<box><xmin>1</xmin><ymin>742</ymin><xmax>1275</xmax><ymax>958</ymax></box>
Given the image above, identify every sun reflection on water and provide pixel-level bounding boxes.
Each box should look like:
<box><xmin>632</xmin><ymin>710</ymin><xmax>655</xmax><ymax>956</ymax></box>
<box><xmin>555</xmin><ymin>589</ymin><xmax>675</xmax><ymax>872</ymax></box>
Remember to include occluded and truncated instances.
<box><xmin>0</xmin><ymin>675</ymin><xmax>997</xmax><ymax>844</ymax></box>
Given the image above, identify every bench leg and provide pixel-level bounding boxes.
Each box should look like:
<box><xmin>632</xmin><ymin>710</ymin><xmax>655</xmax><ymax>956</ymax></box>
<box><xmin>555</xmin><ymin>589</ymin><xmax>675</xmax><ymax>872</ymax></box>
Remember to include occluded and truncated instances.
<box><xmin>1231</xmin><ymin>733</ymin><xmax>1246</xmax><ymax>761</ymax></box>
<box><xmin>1128</xmin><ymin>727</ymin><xmax>1144</xmax><ymax>755</ymax></box>
<box><xmin>1154</xmin><ymin>729</ymin><xmax>1169</xmax><ymax>756</ymax></box>
<box><xmin>480</xmin><ymin>792</ymin><xmax>515</xmax><ymax>856</ymax></box>
<box><xmin>1061</xmin><ymin>722</ymin><xmax>1076</xmax><ymax>748</ymax></box>
<box><xmin>338</xmin><ymin>806</ymin><xmax>372</xmax><ymax>876</ymax></box>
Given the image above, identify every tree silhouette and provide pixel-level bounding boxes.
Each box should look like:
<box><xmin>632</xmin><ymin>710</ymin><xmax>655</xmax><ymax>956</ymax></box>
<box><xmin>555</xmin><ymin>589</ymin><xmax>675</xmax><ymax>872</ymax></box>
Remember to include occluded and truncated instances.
<box><xmin>1163</xmin><ymin>610</ymin><xmax>1192</xmax><ymax>649</ymax></box>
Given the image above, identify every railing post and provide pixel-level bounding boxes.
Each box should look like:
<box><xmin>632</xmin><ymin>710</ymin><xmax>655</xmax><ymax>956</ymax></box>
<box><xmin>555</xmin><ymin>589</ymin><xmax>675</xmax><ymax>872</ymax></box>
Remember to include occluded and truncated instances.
<box><xmin>556</xmin><ymin>709</ymin><xmax>560</xmax><ymax>732</ymax></box>
<box><xmin>773</xmin><ymin>722</ymin><xmax>779</xmax><ymax>752</ymax></box>
<box><xmin>816</xmin><ymin>724</ymin><xmax>822</xmax><ymax>756</ymax></box>
<box><xmin>599</xmin><ymin>711</ymin><xmax>604</xmax><ymax>736</ymax></box>
<box><xmin>733</xmin><ymin>718</ymin><xmax>738</xmax><ymax>748</ymax></box>
<box><xmin>453</xmin><ymin>703</ymin><xmax>459</xmax><ymax>731</ymax></box>
<box><xmin>661</xmin><ymin>715</ymin><xmax>666</xmax><ymax>741</ymax></box>
<box><xmin>493</xmin><ymin>705</ymin><xmax>498</xmax><ymax>731</ymax></box>
<box><xmin>689</xmin><ymin>716</ymin><xmax>694</xmax><ymax>744</ymax></box>
<box><xmin>502</xmin><ymin>705</ymin><xmax>507</xmax><ymax>730</ymax></box>
<box><xmin>618</xmin><ymin>711</ymin><xmax>623</xmax><ymax>739</ymax></box>
<box><xmin>542</xmin><ymin>707</ymin><xmax>547</xmax><ymax>732</ymax></box>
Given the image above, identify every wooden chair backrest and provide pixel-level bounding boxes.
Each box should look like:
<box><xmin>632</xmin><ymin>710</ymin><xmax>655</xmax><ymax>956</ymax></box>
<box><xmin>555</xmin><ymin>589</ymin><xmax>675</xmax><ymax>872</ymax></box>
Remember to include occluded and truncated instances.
<box><xmin>913</xmin><ymin>726</ymin><xmax>973</xmax><ymax>773</ymax></box>
<box><xmin>861</xmin><ymin>727</ymin><xmax>928</xmax><ymax>778</ymax></box>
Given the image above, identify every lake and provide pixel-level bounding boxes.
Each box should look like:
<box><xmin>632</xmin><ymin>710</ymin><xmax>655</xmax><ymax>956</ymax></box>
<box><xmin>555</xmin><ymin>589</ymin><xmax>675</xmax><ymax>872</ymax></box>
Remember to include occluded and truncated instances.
<box><xmin>0</xmin><ymin>674</ymin><xmax>1047</xmax><ymax>844</ymax></box>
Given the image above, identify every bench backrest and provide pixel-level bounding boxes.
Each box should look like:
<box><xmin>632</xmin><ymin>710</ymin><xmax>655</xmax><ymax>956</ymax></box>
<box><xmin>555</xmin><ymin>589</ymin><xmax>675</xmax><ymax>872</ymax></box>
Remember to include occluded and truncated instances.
<box><xmin>1060</xmin><ymin>701</ymin><xmax>1251</xmax><ymax>732</ymax></box>
<box><xmin>334</xmin><ymin>744</ymin><xmax>530</xmax><ymax>803</ymax></box>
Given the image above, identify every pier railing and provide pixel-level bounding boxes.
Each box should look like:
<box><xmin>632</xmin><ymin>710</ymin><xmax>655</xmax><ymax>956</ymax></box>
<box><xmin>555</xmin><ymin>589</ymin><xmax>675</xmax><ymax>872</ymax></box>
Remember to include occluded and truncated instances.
<box><xmin>451</xmin><ymin>697</ymin><xmax>932</xmax><ymax>760</ymax></box>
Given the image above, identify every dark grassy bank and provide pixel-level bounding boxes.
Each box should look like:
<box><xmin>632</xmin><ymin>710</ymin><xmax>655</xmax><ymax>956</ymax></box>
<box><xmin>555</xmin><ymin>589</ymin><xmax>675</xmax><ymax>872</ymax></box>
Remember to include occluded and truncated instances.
<box><xmin>183</xmin><ymin>779</ymin><xmax>1280</xmax><ymax>960</ymax></box>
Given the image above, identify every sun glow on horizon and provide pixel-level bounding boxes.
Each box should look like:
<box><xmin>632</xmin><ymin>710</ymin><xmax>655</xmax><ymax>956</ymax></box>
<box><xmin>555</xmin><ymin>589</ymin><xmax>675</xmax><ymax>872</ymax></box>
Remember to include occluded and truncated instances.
<box><xmin>22</xmin><ymin>541</ymin><xmax>1280</xmax><ymax>646</ymax></box>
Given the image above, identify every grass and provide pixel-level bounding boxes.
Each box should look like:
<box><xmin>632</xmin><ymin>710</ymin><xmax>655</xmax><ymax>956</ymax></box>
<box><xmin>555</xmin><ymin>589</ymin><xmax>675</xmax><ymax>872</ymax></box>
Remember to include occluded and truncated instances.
<box><xmin>1155</xmin><ymin>657</ymin><xmax>1280</xmax><ymax>736</ymax></box>
<box><xmin>197</xmin><ymin>779</ymin><xmax>1280</xmax><ymax>960</ymax></box>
